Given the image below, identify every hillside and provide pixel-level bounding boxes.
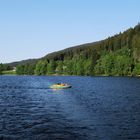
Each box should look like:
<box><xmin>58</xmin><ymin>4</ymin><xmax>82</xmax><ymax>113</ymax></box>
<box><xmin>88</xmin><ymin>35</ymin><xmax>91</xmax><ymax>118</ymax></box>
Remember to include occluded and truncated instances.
<box><xmin>6</xmin><ymin>59</ymin><xmax>38</xmax><ymax>67</ymax></box>
<box><xmin>6</xmin><ymin>42</ymin><xmax>100</xmax><ymax>67</ymax></box>
<box><xmin>4</xmin><ymin>23</ymin><xmax>140</xmax><ymax>76</ymax></box>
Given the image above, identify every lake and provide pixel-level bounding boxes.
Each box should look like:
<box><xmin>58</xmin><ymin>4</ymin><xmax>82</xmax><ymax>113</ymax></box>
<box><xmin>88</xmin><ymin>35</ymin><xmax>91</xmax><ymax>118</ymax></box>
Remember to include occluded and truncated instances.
<box><xmin>0</xmin><ymin>76</ymin><xmax>140</xmax><ymax>140</ymax></box>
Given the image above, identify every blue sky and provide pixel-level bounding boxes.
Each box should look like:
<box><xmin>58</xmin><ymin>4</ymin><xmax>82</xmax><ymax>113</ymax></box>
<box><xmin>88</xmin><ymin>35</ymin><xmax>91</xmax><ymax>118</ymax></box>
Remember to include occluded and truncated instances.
<box><xmin>0</xmin><ymin>0</ymin><xmax>140</xmax><ymax>63</ymax></box>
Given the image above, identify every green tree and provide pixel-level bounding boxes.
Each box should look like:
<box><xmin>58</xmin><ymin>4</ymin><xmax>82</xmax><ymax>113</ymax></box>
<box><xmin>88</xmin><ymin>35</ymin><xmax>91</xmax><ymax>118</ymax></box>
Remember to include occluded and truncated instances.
<box><xmin>0</xmin><ymin>63</ymin><xmax>3</xmax><ymax>75</ymax></box>
<box><xmin>114</xmin><ymin>55</ymin><xmax>132</xmax><ymax>76</ymax></box>
<box><xmin>56</xmin><ymin>61</ymin><xmax>63</xmax><ymax>74</ymax></box>
<box><xmin>64</xmin><ymin>60</ymin><xmax>73</xmax><ymax>75</ymax></box>
<box><xmin>35</xmin><ymin>60</ymin><xmax>47</xmax><ymax>75</ymax></box>
<box><xmin>16</xmin><ymin>65</ymin><xmax>25</xmax><ymax>75</ymax></box>
<box><xmin>75</xmin><ymin>58</ymin><xmax>85</xmax><ymax>75</ymax></box>
<box><xmin>47</xmin><ymin>60</ymin><xmax>56</xmax><ymax>75</ymax></box>
<box><xmin>84</xmin><ymin>59</ymin><xmax>94</xmax><ymax>75</ymax></box>
<box><xmin>94</xmin><ymin>53</ymin><xmax>114</xmax><ymax>76</ymax></box>
<box><xmin>133</xmin><ymin>62</ymin><xmax>140</xmax><ymax>75</ymax></box>
<box><xmin>132</xmin><ymin>34</ymin><xmax>140</xmax><ymax>62</ymax></box>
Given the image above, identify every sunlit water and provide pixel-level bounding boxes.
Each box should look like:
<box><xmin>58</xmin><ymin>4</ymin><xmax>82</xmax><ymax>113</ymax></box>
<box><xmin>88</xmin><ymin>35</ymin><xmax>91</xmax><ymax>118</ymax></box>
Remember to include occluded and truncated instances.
<box><xmin>0</xmin><ymin>76</ymin><xmax>140</xmax><ymax>140</ymax></box>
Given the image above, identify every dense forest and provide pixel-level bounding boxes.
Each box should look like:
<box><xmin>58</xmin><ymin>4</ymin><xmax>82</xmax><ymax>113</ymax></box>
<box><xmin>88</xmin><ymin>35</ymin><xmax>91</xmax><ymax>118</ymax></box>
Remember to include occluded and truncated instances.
<box><xmin>1</xmin><ymin>24</ymin><xmax>140</xmax><ymax>76</ymax></box>
<box><xmin>0</xmin><ymin>63</ymin><xmax>13</xmax><ymax>74</ymax></box>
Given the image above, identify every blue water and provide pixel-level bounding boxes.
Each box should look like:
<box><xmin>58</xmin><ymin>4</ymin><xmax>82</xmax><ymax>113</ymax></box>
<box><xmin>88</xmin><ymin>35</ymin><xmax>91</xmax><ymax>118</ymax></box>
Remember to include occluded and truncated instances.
<box><xmin>0</xmin><ymin>76</ymin><xmax>140</xmax><ymax>140</ymax></box>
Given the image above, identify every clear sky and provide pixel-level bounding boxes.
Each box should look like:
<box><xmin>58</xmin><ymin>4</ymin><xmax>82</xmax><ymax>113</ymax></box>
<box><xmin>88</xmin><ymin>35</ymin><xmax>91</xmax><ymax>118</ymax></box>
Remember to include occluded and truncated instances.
<box><xmin>0</xmin><ymin>0</ymin><xmax>140</xmax><ymax>63</ymax></box>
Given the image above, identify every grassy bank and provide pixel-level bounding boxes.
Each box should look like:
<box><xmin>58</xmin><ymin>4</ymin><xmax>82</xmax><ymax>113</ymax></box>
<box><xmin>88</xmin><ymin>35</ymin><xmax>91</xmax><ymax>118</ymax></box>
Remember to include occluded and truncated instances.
<box><xmin>2</xmin><ymin>70</ymin><xmax>16</xmax><ymax>75</ymax></box>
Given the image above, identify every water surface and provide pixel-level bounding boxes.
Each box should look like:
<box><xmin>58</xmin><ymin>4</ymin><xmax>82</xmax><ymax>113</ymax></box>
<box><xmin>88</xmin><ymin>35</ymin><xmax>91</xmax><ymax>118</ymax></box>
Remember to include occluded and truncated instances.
<box><xmin>0</xmin><ymin>76</ymin><xmax>140</xmax><ymax>140</ymax></box>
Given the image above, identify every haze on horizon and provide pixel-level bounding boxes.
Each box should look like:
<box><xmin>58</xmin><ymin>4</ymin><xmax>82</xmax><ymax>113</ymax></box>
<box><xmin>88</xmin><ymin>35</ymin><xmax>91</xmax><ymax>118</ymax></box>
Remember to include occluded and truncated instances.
<box><xmin>0</xmin><ymin>0</ymin><xmax>140</xmax><ymax>63</ymax></box>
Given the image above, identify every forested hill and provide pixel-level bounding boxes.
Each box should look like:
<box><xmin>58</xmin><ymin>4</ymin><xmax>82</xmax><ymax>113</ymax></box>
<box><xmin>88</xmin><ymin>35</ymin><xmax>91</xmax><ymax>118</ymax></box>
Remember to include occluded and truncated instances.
<box><xmin>3</xmin><ymin>23</ymin><xmax>140</xmax><ymax>76</ymax></box>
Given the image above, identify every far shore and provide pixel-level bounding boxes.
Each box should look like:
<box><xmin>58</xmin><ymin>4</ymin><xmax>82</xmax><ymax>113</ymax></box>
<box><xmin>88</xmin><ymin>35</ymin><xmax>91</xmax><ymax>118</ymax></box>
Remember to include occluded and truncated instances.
<box><xmin>1</xmin><ymin>71</ymin><xmax>140</xmax><ymax>77</ymax></box>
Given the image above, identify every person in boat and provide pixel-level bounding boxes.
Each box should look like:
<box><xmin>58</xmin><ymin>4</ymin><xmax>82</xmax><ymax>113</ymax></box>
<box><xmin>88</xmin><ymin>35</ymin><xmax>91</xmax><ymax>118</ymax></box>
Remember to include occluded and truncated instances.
<box><xmin>56</xmin><ymin>83</ymin><xmax>67</xmax><ymax>86</ymax></box>
<box><xmin>56</xmin><ymin>83</ymin><xmax>61</xmax><ymax>85</ymax></box>
<box><xmin>61</xmin><ymin>83</ymin><xmax>65</xmax><ymax>86</ymax></box>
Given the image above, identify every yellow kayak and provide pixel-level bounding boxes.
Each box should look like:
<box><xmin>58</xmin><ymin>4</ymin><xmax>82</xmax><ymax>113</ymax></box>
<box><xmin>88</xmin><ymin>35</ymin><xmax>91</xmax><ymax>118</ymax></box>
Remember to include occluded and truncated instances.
<box><xmin>50</xmin><ymin>84</ymin><xmax>72</xmax><ymax>89</ymax></box>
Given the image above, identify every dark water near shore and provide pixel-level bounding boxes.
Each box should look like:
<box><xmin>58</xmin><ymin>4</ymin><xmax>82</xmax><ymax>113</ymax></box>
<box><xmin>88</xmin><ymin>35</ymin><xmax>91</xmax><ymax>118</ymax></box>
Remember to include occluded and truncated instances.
<box><xmin>0</xmin><ymin>76</ymin><xmax>140</xmax><ymax>140</ymax></box>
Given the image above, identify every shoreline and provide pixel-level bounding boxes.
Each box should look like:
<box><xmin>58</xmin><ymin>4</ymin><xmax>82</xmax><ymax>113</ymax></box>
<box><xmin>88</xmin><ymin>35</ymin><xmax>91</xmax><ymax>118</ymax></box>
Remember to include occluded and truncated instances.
<box><xmin>1</xmin><ymin>73</ymin><xmax>140</xmax><ymax>77</ymax></box>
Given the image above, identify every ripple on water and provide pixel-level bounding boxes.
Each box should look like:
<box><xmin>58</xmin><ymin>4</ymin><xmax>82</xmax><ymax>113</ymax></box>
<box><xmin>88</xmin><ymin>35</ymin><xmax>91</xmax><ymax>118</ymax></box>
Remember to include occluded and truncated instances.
<box><xmin>0</xmin><ymin>76</ymin><xmax>140</xmax><ymax>140</ymax></box>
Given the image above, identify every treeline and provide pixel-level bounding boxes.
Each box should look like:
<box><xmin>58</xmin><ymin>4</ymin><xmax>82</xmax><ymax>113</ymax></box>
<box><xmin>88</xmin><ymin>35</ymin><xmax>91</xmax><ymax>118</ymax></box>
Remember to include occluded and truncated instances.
<box><xmin>0</xmin><ymin>64</ymin><xmax>13</xmax><ymax>75</ymax></box>
<box><xmin>16</xmin><ymin>23</ymin><xmax>140</xmax><ymax>76</ymax></box>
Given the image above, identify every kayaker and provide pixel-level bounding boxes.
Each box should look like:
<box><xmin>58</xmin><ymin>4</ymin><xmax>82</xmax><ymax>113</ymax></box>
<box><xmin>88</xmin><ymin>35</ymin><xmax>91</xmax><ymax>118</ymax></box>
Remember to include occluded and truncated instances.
<box><xmin>61</xmin><ymin>83</ymin><xmax>65</xmax><ymax>86</ymax></box>
<box><xmin>56</xmin><ymin>83</ymin><xmax>60</xmax><ymax>85</ymax></box>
